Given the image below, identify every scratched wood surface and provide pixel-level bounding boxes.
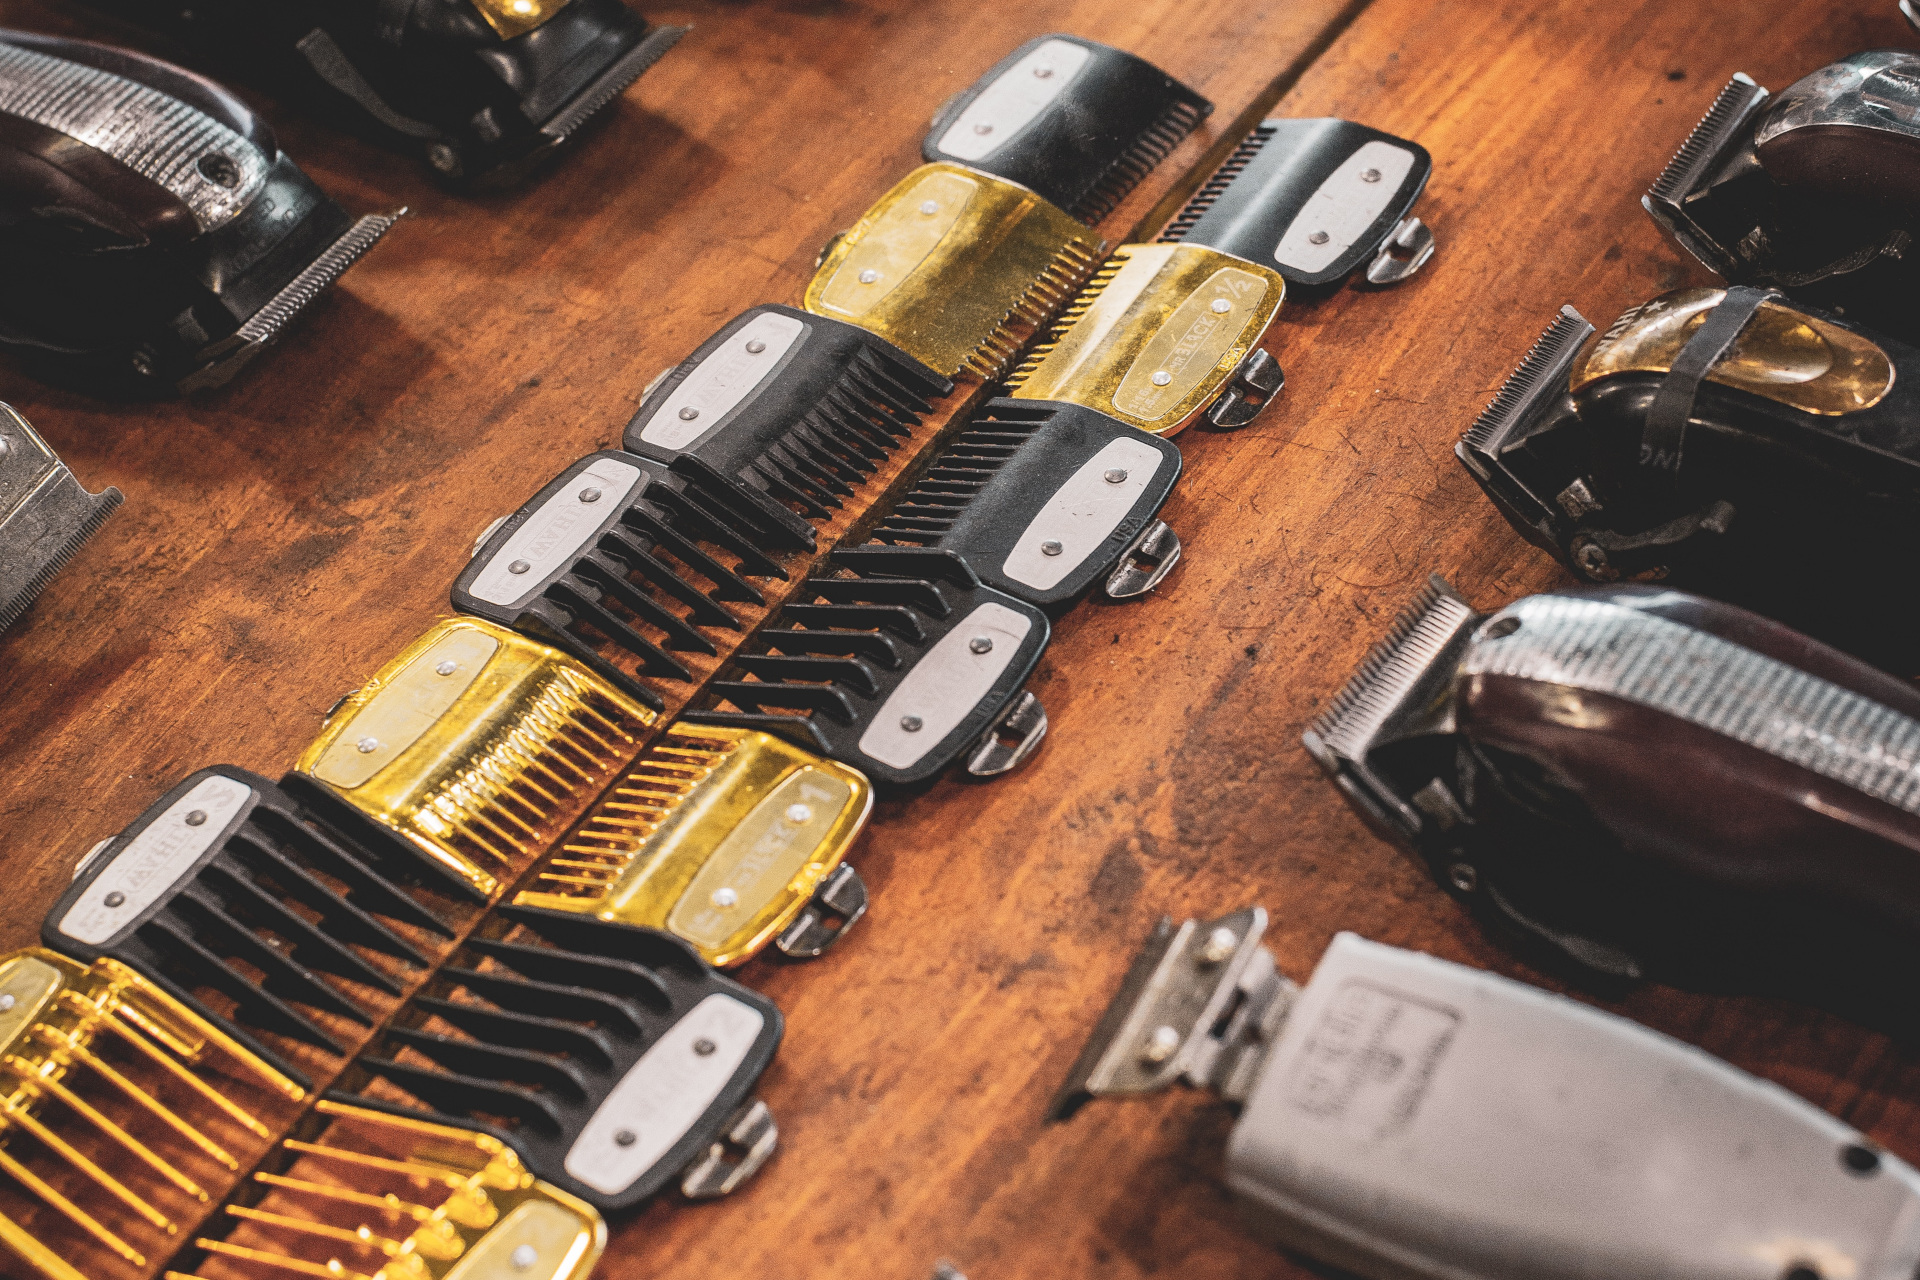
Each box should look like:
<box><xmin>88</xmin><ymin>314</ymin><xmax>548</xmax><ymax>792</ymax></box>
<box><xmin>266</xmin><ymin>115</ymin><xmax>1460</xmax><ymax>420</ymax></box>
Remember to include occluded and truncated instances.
<box><xmin>1</xmin><ymin>0</ymin><xmax>1916</xmax><ymax>1276</ymax></box>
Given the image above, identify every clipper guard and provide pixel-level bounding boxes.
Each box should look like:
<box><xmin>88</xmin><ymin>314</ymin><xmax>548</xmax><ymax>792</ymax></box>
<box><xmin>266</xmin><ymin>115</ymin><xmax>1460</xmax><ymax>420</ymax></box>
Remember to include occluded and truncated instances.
<box><xmin>86</xmin><ymin>0</ymin><xmax>686</xmax><ymax>187</ymax></box>
<box><xmin>1306</xmin><ymin>577</ymin><xmax>1920</xmax><ymax>1025</ymax></box>
<box><xmin>924</xmin><ymin>35</ymin><xmax>1211</xmax><ymax>223</ymax></box>
<box><xmin>864</xmin><ymin>398</ymin><xmax>1183</xmax><ymax>609</ymax></box>
<box><xmin>517</xmin><ymin>722</ymin><xmax>873</xmax><ymax>967</ymax></box>
<box><xmin>1003</xmin><ymin>242</ymin><xmax>1285</xmax><ymax>435</ymax></box>
<box><xmin>1457</xmin><ymin>289</ymin><xmax>1920</xmax><ymax>670</ymax></box>
<box><xmin>0</xmin><ymin>403</ymin><xmax>121</xmax><ymax>635</ymax></box>
<box><xmin>688</xmin><ymin>554</ymin><xmax>1051</xmax><ymax>786</ymax></box>
<box><xmin>1162</xmin><ymin>117</ymin><xmax>1435</xmax><ymax>288</ymax></box>
<box><xmin>624</xmin><ymin>305</ymin><xmax>955</xmax><ymax>549</ymax></box>
<box><xmin>340</xmin><ymin>908</ymin><xmax>782</xmax><ymax>1214</ymax></box>
<box><xmin>171</xmin><ymin>1101</ymin><xmax>606</xmax><ymax>1280</ymax></box>
<box><xmin>291</xmin><ymin>619</ymin><xmax>658</xmax><ymax>903</ymax></box>
<box><xmin>0</xmin><ymin>950</ymin><xmax>305</xmax><ymax>1280</ymax></box>
<box><xmin>804</xmin><ymin>163</ymin><xmax>1105</xmax><ymax>382</ymax></box>
<box><xmin>0</xmin><ymin>31</ymin><xmax>396</xmax><ymax>395</ymax></box>
<box><xmin>43</xmin><ymin>767</ymin><xmax>458</xmax><ymax>1085</ymax></box>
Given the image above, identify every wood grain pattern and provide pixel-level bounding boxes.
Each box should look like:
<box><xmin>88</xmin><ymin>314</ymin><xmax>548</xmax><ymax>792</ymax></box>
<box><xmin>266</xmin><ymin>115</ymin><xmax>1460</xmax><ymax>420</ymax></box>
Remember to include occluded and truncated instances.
<box><xmin>1</xmin><ymin>0</ymin><xmax>1916</xmax><ymax>1277</ymax></box>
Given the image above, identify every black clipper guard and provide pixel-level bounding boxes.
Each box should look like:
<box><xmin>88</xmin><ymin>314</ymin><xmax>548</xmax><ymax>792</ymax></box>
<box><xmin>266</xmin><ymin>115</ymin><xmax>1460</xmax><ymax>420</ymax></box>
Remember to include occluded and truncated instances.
<box><xmin>1645</xmin><ymin>54</ymin><xmax>1920</xmax><ymax>336</ymax></box>
<box><xmin>454</xmin><ymin>449</ymin><xmax>786</xmax><ymax>709</ymax></box>
<box><xmin>341</xmin><ymin>905</ymin><xmax>783</xmax><ymax>1212</ymax></box>
<box><xmin>0</xmin><ymin>30</ymin><xmax>397</xmax><ymax>396</ymax></box>
<box><xmin>1160</xmin><ymin>118</ymin><xmax>1435</xmax><ymax>288</ymax></box>
<box><xmin>0</xmin><ymin>403</ymin><xmax>121</xmax><ymax>635</ymax></box>
<box><xmin>923</xmin><ymin>34</ymin><xmax>1211</xmax><ymax>223</ymax></box>
<box><xmin>1458</xmin><ymin>292</ymin><xmax>1920</xmax><ymax>672</ymax></box>
<box><xmin>863</xmin><ymin>398</ymin><xmax>1183</xmax><ymax>610</ymax></box>
<box><xmin>85</xmin><ymin>0</ymin><xmax>685</xmax><ymax>187</ymax></box>
<box><xmin>625</xmin><ymin>304</ymin><xmax>955</xmax><ymax>550</ymax></box>
<box><xmin>687</xmin><ymin>554</ymin><xmax>1051</xmax><ymax>786</ymax></box>
<box><xmin>41</xmin><ymin>766</ymin><xmax>455</xmax><ymax>1085</ymax></box>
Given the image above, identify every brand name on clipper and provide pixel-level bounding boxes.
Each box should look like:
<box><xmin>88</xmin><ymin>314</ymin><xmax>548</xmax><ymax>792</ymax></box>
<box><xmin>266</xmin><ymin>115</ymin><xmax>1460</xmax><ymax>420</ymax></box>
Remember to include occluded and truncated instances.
<box><xmin>1117</xmin><ymin>276</ymin><xmax>1260</xmax><ymax>417</ymax></box>
<box><xmin>58</xmin><ymin>775</ymin><xmax>254</xmax><ymax>945</ymax></box>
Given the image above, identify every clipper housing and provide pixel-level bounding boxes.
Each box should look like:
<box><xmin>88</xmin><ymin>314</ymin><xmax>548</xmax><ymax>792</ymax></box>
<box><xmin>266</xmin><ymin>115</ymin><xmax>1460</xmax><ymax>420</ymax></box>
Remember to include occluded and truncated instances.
<box><xmin>0</xmin><ymin>404</ymin><xmax>121</xmax><ymax>634</ymax></box>
<box><xmin>804</xmin><ymin>163</ymin><xmax>1105</xmax><ymax>381</ymax></box>
<box><xmin>924</xmin><ymin>35</ymin><xmax>1211</xmax><ymax>223</ymax></box>
<box><xmin>342</xmin><ymin>907</ymin><xmax>782</xmax><ymax>1213</ymax></box>
<box><xmin>291</xmin><ymin>619</ymin><xmax>658</xmax><ymax>903</ymax></box>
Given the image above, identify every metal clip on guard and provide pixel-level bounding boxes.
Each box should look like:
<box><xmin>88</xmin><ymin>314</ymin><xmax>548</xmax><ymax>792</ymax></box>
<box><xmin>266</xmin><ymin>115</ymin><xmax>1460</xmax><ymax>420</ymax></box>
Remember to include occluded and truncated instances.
<box><xmin>1054</xmin><ymin>907</ymin><xmax>1920</xmax><ymax>1280</ymax></box>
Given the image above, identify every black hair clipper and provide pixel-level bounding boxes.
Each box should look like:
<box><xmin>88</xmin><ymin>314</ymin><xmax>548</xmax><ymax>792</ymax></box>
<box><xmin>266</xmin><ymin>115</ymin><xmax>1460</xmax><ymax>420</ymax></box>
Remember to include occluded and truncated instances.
<box><xmin>1645</xmin><ymin>53</ymin><xmax>1920</xmax><ymax>335</ymax></box>
<box><xmin>343</xmin><ymin>905</ymin><xmax>782</xmax><ymax>1212</ymax></box>
<box><xmin>42</xmin><ymin>766</ymin><xmax>455</xmax><ymax>1084</ymax></box>
<box><xmin>861</xmin><ymin>398</ymin><xmax>1183</xmax><ymax>609</ymax></box>
<box><xmin>923</xmin><ymin>35</ymin><xmax>1211</xmax><ymax>223</ymax></box>
<box><xmin>688</xmin><ymin>554</ymin><xmax>1050</xmax><ymax>785</ymax></box>
<box><xmin>455</xmin><ymin>450</ymin><xmax>786</xmax><ymax>707</ymax></box>
<box><xmin>1304</xmin><ymin>577</ymin><xmax>1920</xmax><ymax>1028</ymax></box>
<box><xmin>0</xmin><ymin>403</ymin><xmax>120</xmax><ymax>635</ymax></box>
<box><xmin>87</xmin><ymin>0</ymin><xmax>685</xmax><ymax>187</ymax></box>
<box><xmin>1160</xmin><ymin>118</ymin><xmax>1435</xmax><ymax>288</ymax></box>
<box><xmin>0</xmin><ymin>31</ymin><xmax>397</xmax><ymax>395</ymax></box>
<box><xmin>1456</xmin><ymin>288</ymin><xmax>1920</xmax><ymax>670</ymax></box>
<box><xmin>624</xmin><ymin>304</ymin><xmax>955</xmax><ymax>550</ymax></box>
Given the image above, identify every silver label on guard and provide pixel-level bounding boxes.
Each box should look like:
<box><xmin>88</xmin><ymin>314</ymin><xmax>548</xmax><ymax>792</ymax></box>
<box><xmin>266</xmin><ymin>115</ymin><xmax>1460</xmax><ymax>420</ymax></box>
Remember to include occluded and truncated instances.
<box><xmin>936</xmin><ymin>38</ymin><xmax>1092</xmax><ymax>162</ymax></box>
<box><xmin>1283</xmin><ymin>978</ymin><xmax>1459</xmax><ymax>1141</ymax></box>
<box><xmin>641</xmin><ymin>312</ymin><xmax>808</xmax><ymax>451</ymax></box>
<box><xmin>858</xmin><ymin>602</ymin><xmax>1032</xmax><ymax>769</ymax></box>
<box><xmin>57</xmin><ymin>774</ymin><xmax>254</xmax><ymax>945</ymax></box>
<box><xmin>468</xmin><ymin>456</ymin><xmax>645</xmax><ymax>608</ymax></box>
<box><xmin>1002</xmin><ymin>437</ymin><xmax>1162</xmax><ymax>590</ymax></box>
<box><xmin>1274</xmin><ymin>140</ymin><xmax>1416</xmax><ymax>275</ymax></box>
<box><xmin>562</xmin><ymin>993</ymin><xmax>765</xmax><ymax>1195</ymax></box>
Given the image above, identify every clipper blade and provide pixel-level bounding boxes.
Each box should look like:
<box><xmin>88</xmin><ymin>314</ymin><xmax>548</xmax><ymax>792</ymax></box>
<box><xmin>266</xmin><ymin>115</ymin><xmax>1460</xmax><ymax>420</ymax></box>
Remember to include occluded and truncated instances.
<box><xmin>1459</xmin><ymin>305</ymin><xmax>1595</xmax><ymax>465</ymax></box>
<box><xmin>1642</xmin><ymin>74</ymin><xmax>1770</xmax><ymax>277</ymax></box>
<box><xmin>517</xmin><ymin>722</ymin><xmax>873</xmax><ymax>967</ymax></box>
<box><xmin>0</xmin><ymin>405</ymin><xmax>120</xmax><ymax>635</ymax></box>
<box><xmin>291</xmin><ymin>619</ymin><xmax>658</xmax><ymax>903</ymax></box>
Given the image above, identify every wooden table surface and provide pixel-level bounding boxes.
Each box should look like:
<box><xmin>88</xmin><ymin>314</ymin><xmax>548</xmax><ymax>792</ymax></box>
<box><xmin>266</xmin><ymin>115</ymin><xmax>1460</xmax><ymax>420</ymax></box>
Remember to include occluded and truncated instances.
<box><xmin>3</xmin><ymin>0</ymin><xmax>1917</xmax><ymax>1276</ymax></box>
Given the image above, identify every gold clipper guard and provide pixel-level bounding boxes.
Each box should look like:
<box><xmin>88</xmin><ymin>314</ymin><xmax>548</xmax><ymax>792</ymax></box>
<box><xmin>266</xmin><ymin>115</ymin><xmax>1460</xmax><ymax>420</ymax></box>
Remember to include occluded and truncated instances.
<box><xmin>804</xmin><ymin>162</ymin><xmax>1106</xmax><ymax>381</ymax></box>
<box><xmin>515</xmin><ymin>723</ymin><xmax>873</xmax><ymax>967</ymax></box>
<box><xmin>170</xmin><ymin>1100</ymin><xmax>606</xmax><ymax>1280</ymax></box>
<box><xmin>0</xmin><ymin>950</ymin><xmax>304</xmax><ymax>1280</ymax></box>
<box><xmin>1004</xmin><ymin>242</ymin><xmax>1286</xmax><ymax>435</ymax></box>
<box><xmin>292</xmin><ymin>618</ymin><xmax>658</xmax><ymax>903</ymax></box>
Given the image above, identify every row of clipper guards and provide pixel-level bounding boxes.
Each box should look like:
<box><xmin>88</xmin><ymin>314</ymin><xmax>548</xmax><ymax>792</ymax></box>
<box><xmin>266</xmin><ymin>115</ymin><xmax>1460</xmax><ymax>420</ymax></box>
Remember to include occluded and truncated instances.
<box><xmin>0</xmin><ymin>30</ymin><xmax>398</xmax><ymax>396</ymax></box>
<box><xmin>84</xmin><ymin>0</ymin><xmax>686</xmax><ymax>188</ymax></box>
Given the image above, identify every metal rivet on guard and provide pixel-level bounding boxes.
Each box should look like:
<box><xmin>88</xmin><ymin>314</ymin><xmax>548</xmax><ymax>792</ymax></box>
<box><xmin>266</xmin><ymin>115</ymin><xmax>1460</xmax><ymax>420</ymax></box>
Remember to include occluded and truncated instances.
<box><xmin>614</xmin><ymin>1129</ymin><xmax>637</xmax><ymax>1147</ymax></box>
<box><xmin>901</xmin><ymin>715</ymin><xmax>924</xmax><ymax>732</ymax></box>
<box><xmin>969</xmin><ymin>636</ymin><xmax>993</xmax><ymax>654</ymax></box>
<box><xmin>1200</xmin><ymin>927</ymin><xmax>1237</xmax><ymax>964</ymax></box>
<box><xmin>920</xmin><ymin>200</ymin><xmax>940</xmax><ymax>215</ymax></box>
<box><xmin>185</xmin><ymin>810</ymin><xmax>208</xmax><ymax>827</ymax></box>
<box><xmin>509</xmin><ymin>559</ymin><xmax>531</xmax><ymax>574</ymax></box>
<box><xmin>511</xmin><ymin>1246</ymin><xmax>538</xmax><ymax>1271</ymax></box>
<box><xmin>357</xmin><ymin>736</ymin><xmax>380</xmax><ymax>754</ymax></box>
<box><xmin>1309</xmin><ymin>230</ymin><xmax>1331</xmax><ymax>245</ymax></box>
<box><xmin>437</xmin><ymin>660</ymin><xmax>459</xmax><ymax>676</ymax></box>
<box><xmin>579</xmin><ymin>486</ymin><xmax>602</xmax><ymax>503</ymax></box>
<box><xmin>785</xmin><ymin>804</ymin><xmax>813</xmax><ymax>823</ymax></box>
<box><xmin>1034</xmin><ymin>65</ymin><xmax>1054</xmax><ymax>78</ymax></box>
<box><xmin>745</xmin><ymin>339</ymin><xmax>767</xmax><ymax>354</ymax></box>
<box><xmin>973</xmin><ymin>122</ymin><xmax>993</xmax><ymax>135</ymax></box>
<box><xmin>1104</xmin><ymin>468</ymin><xmax>1129</xmax><ymax>484</ymax></box>
<box><xmin>1150</xmin><ymin>371</ymin><xmax>1171</xmax><ymax>386</ymax></box>
<box><xmin>0</xmin><ymin>996</ymin><xmax>13</xmax><ymax>1012</ymax></box>
<box><xmin>859</xmin><ymin>269</ymin><xmax>881</xmax><ymax>284</ymax></box>
<box><xmin>679</xmin><ymin>407</ymin><xmax>700</xmax><ymax>421</ymax></box>
<box><xmin>1041</xmin><ymin>540</ymin><xmax>1063</xmax><ymax>556</ymax></box>
<box><xmin>712</xmin><ymin>888</ymin><xmax>738</xmax><ymax>908</ymax></box>
<box><xmin>1141</xmin><ymin>1025</ymin><xmax>1181</xmax><ymax>1063</ymax></box>
<box><xmin>1210</xmin><ymin>298</ymin><xmax>1232</xmax><ymax>313</ymax></box>
<box><xmin>694</xmin><ymin>1038</ymin><xmax>717</xmax><ymax>1056</ymax></box>
<box><xmin>1362</xmin><ymin>168</ymin><xmax>1382</xmax><ymax>183</ymax></box>
<box><xmin>104</xmin><ymin>892</ymin><xmax>126</xmax><ymax>908</ymax></box>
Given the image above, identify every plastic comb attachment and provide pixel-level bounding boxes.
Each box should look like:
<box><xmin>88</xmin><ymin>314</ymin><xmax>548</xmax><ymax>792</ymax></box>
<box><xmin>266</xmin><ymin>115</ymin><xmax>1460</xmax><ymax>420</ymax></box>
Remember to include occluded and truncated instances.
<box><xmin>342</xmin><ymin>908</ymin><xmax>782</xmax><ymax>1213</ymax></box>
<box><xmin>0</xmin><ymin>403</ymin><xmax>121</xmax><ymax>635</ymax></box>
<box><xmin>688</xmin><ymin>555</ymin><xmax>1051</xmax><ymax>786</ymax></box>
<box><xmin>803</xmin><ymin>163</ymin><xmax>1106</xmax><ymax>382</ymax></box>
<box><xmin>169</xmin><ymin>1100</ymin><xmax>605</xmax><ymax>1280</ymax></box>
<box><xmin>0</xmin><ymin>951</ymin><xmax>304</xmax><ymax>1280</ymax></box>
<box><xmin>42</xmin><ymin>767</ymin><xmax>457</xmax><ymax>1087</ymax></box>
<box><xmin>454</xmin><ymin>451</ymin><xmax>784</xmax><ymax>709</ymax></box>
<box><xmin>923</xmin><ymin>35</ymin><xmax>1211</xmax><ymax>223</ymax></box>
<box><xmin>517</xmin><ymin>722</ymin><xmax>873</xmax><ymax>967</ymax></box>
<box><xmin>865</xmin><ymin>398</ymin><xmax>1182</xmax><ymax>609</ymax></box>
<box><xmin>1158</xmin><ymin>124</ymin><xmax>1277</xmax><ymax>243</ymax></box>
<box><xmin>624</xmin><ymin>305</ymin><xmax>955</xmax><ymax>547</ymax></box>
<box><xmin>291</xmin><ymin>619</ymin><xmax>658</xmax><ymax>904</ymax></box>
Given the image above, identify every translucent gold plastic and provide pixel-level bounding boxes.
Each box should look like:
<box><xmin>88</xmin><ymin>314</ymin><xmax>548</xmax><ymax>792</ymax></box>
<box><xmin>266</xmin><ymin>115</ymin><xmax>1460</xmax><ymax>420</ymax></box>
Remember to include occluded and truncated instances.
<box><xmin>1003</xmin><ymin>243</ymin><xmax>1284</xmax><ymax>436</ymax></box>
<box><xmin>1574</xmin><ymin>287</ymin><xmax>1895</xmax><ymax>415</ymax></box>
<box><xmin>468</xmin><ymin>0</ymin><xmax>570</xmax><ymax>40</ymax></box>
<box><xmin>294</xmin><ymin>619</ymin><xmax>657</xmax><ymax>900</ymax></box>
<box><xmin>804</xmin><ymin>163</ymin><xmax>1105</xmax><ymax>380</ymax></box>
<box><xmin>171</xmin><ymin>1101</ymin><xmax>605</xmax><ymax>1280</ymax></box>
<box><xmin>516</xmin><ymin>723</ymin><xmax>873</xmax><ymax>966</ymax></box>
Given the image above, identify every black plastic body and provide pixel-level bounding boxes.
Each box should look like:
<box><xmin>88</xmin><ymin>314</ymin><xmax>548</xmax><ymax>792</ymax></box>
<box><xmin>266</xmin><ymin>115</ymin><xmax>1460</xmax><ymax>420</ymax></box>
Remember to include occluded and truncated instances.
<box><xmin>0</xmin><ymin>30</ymin><xmax>353</xmax><ymax>395</ymax></box>
<box><xmin>624</xmin><ymin>305</ymin><xmax>954</xmax><ymax>551</ymax></box>
<box><xmin>923</xmin><ymin>34</ymin><xmax>1210</xmax><ymax>222</ymax></box>
<box><xmin>85</xmin><ymin>0</ymin><xmax>681</xmax><ymax>186</ymax></box>
<box><xmin>41</xmin><ymin>766</ymin><xmax>455</xmax><ymax>1084</ymax></box>
<box><xmin>687</xmin><ymin>554</ymin><xmax>1050</xmax><ymax>786</ymax></box>
<box><xmin>452</xmin><ymin>449</ymin><xmax>786</xmax><ymax>708</ymax></box>
<box><xmin>1160</xmin><ymin>118</ymin><xmax>1432</xmax><ymax>288</ymax></box>
<box><xmin>341</xmin><ymin>906</ymin><xmax>782</xmax><ymax>1213</ymax></box>
<box><xmin>864</xmin><ymin>398</ymin><xmax>1181</xmax><ymax>611</ymax></box>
